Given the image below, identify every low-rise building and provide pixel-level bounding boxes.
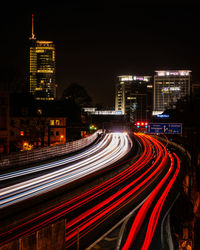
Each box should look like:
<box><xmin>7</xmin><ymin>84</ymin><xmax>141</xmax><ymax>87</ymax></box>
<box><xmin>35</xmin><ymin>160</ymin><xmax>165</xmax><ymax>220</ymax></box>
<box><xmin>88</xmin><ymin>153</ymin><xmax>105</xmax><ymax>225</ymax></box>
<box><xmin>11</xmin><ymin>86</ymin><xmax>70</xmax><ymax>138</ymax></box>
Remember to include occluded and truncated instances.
<box><xmin>9</xmin><ymin>93</ymin><xmax>67</xmax><ymax>152</ymax></box>
<box><xmin>9</xmin><ymin>116</ymin><xmax>66</xmax><ymax>151</ymax></box>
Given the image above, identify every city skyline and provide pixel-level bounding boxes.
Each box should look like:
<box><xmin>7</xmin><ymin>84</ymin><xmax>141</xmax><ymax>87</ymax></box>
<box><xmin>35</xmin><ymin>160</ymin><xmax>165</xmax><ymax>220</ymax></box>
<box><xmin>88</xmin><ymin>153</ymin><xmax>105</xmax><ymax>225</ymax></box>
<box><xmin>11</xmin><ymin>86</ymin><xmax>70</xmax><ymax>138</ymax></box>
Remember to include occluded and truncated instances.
<box><xmin>1</xmin><ymin>3</ymin><xmax>200</xmax><ymax>249</ymax></box>
<box><xmin>0</xmin><ymin>3</ymin><xmax>199</xmax><ymax>106</ymax></box>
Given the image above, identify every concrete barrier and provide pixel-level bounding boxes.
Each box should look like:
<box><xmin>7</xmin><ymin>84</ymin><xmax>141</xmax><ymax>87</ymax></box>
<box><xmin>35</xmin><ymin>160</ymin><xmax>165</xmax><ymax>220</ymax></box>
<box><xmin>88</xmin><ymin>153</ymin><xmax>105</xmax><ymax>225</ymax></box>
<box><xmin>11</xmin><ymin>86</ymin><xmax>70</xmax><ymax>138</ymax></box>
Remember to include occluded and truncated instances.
<box><xmin>0</xmin><ymin>240</ymin><xmax>18</xmax><ymax>250</ymax></box>
<box><xmin>19</xmin><ymin>233</ymin><xmax>36</xmax><ymax>250</ymax></box>
<box><xmin>0</xmin><ymin>130</ymin><xmax>102</xmax><ymax>169</ymax></box>
<box><xmin>0</xmin><ymin>219</ymin><xmax>66</xmax><ymax>250</ymax></box>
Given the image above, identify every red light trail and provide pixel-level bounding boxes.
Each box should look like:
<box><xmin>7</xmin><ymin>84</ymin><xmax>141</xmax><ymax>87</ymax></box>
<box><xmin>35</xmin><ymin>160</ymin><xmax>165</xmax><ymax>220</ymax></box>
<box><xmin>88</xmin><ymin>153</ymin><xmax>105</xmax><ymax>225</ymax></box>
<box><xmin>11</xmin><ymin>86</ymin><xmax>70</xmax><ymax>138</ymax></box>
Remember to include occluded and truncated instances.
<box><xmin>0</xmin><ymin>133</ymin><xmax>181</xmax><ymax>250</ymax></box>
<box><xmin>122</xmin><ymin>152</ymin><xmax>181</xmax><ymax>250</ymax></box>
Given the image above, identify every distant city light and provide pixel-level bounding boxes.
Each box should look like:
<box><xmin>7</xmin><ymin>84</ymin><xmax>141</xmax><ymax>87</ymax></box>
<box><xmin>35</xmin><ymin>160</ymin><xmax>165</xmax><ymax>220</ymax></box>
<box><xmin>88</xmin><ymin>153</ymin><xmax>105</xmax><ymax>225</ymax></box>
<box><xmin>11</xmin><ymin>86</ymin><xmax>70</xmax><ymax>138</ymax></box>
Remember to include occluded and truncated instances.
<box><xmin>83</xmin><ymin>107</ymin><xmax>96</xmax><ymax>112</ymax></box>
<box><xmin>153</xmin><ymin>111</ymin><xmax>164</xmax><ymax>116</ymax></box>
<box><xmin>20</xmin><ymin>131</ymin><xmax>24</xmax><ymax>136</ymax></box>
<box><xmin>118</xmin><ymin>75</ymin><xmax>151</xmax><ymax>82</ymax></box>
<box><xmin>83</xmin><ymin>108</ymin><xmax>122</xmax><ymax>115</ymax></box>
<box><xmin>161</xmin><ymin>86</ymin><xmax>181</xmax><ymax>93</ymax></box>
<box><xmin>156</xmin><ymin>114</ymin><xmax>170</xmax><ymax>118</ymax></box>
<box><xmin>133</xmin><ymin>76</ymin><xmax>149</xmax><ymax>82</ymax></box>
<box><xmin>119</xmin><ymin>75</ymin><xmax>133</xmax><ymax>81</ymax></box>
<box><xmin>156</xmin><ymin>70</ymin><xmax>191</xmax><ymax>77</ymax></box>
<box><xmin>135</xmin><ymin>121</ymin><xmax>148</xmax><ymax>128</ymax></box>
<box><xmin>170</xmin><ymin>87</ymin><xmax>181</xmax><ymax>91</ymax></box>
<box><xmin>89</xmin><ymin>124</ymin><xmax>97</xmax><ymax>131</ymax></box>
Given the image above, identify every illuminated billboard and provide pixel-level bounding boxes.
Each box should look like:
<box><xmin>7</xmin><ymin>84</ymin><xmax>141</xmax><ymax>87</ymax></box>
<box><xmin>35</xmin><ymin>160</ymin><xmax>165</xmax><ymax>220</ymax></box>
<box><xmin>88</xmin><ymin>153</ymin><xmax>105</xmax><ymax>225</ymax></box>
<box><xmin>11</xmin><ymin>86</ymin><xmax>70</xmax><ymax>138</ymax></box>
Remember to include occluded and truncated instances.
<box><xmin>118</xmin><ymin>75</ymin><xmax>133</xmax><ymax>81</ymax></box>
<box><xmin>156</xmin><ymin>70</ymin><xmax>191</xmax><ymax>77</ymax></box>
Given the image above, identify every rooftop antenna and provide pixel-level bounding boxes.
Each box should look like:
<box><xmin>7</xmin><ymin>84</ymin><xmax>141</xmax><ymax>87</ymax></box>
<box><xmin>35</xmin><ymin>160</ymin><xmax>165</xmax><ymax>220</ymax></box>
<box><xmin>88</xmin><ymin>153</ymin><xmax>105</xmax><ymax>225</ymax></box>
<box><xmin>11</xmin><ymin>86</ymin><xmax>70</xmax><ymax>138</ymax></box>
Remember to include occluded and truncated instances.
<box><xmin>30</xmin><ymin>14</ymin><xmax>36</xmax><ymax>40</ymax></box>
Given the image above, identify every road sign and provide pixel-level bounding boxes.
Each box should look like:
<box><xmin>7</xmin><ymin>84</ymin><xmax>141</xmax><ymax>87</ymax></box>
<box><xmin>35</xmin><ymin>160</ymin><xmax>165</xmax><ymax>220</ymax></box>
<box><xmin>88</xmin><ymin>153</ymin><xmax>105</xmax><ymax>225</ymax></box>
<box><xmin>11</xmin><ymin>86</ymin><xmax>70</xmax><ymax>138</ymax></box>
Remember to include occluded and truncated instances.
<box><xmin>147</xmin><ymin>123</ymin><xmax>182</xmax><ymax>134</ymax></box>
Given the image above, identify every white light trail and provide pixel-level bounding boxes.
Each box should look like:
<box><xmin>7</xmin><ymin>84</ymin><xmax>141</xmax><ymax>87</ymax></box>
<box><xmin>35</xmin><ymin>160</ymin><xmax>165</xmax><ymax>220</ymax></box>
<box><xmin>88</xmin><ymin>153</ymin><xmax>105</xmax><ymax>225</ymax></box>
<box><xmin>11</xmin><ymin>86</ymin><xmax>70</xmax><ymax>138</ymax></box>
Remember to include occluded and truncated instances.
<box><xmin>0</xmin><ymin>133</ymin><xmax>132</xmax><ymax>208</ymax></box>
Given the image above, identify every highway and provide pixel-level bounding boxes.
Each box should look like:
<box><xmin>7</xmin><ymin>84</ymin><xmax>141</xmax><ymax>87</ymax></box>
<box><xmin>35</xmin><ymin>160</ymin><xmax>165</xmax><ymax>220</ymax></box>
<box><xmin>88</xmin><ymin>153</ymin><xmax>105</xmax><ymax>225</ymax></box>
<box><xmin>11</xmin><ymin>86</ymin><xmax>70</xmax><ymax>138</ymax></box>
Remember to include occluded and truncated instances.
<box><xmin>0</xmin><ymin>132</ymin><xmax>131</xmax><ymax>209</ymax></box>
<box><xmin>0</xmin><ymin>133</ymin><xmax>182</xmax><ymax>249</ymax></box>
<box><xmin>121</xmin><ymin>151</ymin><xmax>180</xmax><ymax>250</ymax></box>
<box><xmin>65</xmin><ymin>133</ymin><xmax>173</xmax><ymax>249</ymax></box>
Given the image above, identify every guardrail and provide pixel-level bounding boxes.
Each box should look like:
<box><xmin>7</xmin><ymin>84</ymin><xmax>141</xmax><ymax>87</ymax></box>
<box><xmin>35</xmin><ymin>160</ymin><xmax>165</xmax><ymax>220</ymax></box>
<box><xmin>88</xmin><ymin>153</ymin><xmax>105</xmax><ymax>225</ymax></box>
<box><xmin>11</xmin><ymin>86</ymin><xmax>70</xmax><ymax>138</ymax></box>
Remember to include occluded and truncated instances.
<box><xmin>0</xmin><ymin>130</ymin><xmax>103</xmax><ymax>169</ymax></box>
<box><xmin>153</xmin><ymin>135</ymin><xmax>191</xmax><ymax>161</ymax></box>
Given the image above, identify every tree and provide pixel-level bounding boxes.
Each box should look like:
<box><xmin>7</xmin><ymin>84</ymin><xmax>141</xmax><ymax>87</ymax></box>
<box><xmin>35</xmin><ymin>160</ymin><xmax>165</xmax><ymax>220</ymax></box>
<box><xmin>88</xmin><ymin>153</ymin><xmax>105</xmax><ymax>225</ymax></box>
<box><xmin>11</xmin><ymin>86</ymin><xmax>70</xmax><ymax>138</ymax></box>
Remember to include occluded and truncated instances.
<box><xmin>62</xmin><ymin>83</ymin><xmax>92</xmax><ymax>106</ymax></box>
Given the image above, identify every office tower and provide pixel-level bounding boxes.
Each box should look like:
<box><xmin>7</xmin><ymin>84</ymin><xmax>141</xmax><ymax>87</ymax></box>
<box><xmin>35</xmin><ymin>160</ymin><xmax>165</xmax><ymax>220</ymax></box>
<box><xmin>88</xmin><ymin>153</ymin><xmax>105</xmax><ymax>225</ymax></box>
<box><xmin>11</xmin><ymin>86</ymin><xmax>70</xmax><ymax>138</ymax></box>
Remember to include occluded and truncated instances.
<box><xmin>115</xmin><ymin>75</ymin><xmax>153</xmax><ymax>122</ymax></box>
<box><xmin>153</xmin><ymin>70</ymin><xmax>191</xmax><ymax>115</ymax></box>
<box><xmin>29</xmin><ymin>15</ymin><xmax>56</xmax><ymax>100</ymax></box>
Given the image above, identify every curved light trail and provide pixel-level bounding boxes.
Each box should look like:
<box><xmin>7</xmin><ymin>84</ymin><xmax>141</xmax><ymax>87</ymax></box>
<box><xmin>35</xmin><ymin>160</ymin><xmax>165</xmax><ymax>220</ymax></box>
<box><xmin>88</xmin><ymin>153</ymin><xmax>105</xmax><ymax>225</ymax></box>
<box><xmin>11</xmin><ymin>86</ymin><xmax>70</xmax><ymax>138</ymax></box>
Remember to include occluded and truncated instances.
<box><xmin>65</xmin><ymin>134</ymin><xmax>169</xmax><ymax>249</ymax></box>
<box><xmin>141</xmin><ymin>153</ymin><xmax>180</xmax><ymax>250</ymax></box>
<box><xmin>0</xmin><ymin>133</ymin><xmax>109</xmax><ymax>181</ymax></box>
<box><xmin>0</xmin><ymin>133</ymin><xmax>182</xmax><ymax>250</ymax></box>
<box><xmin>0</xmin><ymin>133</ymin><xmax>131</xmax><ymax>209</ymax></box>
<box><xmin>122</xmin><ymin>152</ymin><xmax>181</xmax><ymax>250</ymax></box>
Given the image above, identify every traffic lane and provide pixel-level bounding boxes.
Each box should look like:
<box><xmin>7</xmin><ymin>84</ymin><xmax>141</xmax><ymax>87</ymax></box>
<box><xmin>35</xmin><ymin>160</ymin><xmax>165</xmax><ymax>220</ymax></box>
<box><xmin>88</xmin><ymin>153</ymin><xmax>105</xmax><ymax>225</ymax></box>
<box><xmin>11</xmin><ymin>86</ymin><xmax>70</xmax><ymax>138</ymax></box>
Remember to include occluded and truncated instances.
<box><xmin>65</xmin><ymin>143</ymin><xmax>168</xmax><ymax>249</ymax></box>
<box><xmin>0</xmin><ymin>133</ymin><xmax>105</xmax><ymax>179</ymax></box>
<box><xmin>0</xmin><ymin>133</ymin><xmax>131</xmax><ymax>209</ymax></box>
<box><xmin>0</xmin><ymin>133</ymin><xmax>146</xmax><ymax>246</ymax></box>
<box><xmin>148</xmin><ymin>153</ymin><xmax>181</xmax><ymax>250</ymax></box>
<box><xmin>0</xmin><ymin>133</ymin><xmax>134</xmax><ymax>244</ymax></box>
<box><xmin>0</xmin><ymin>134</ymin><xmax>161</xmax><ymax>247</ymax></box>
<box><xmin>65</xmin><ymin>161</ymin><xmax>169</xmax><ymax>250</ymax></box>
<box><xmin>121</xmin><ymin>153</ymin><xmax>180</xmax><ymax>250</ymax></box>
<box><xmin>0</xmin><ymin>133</ymin><xmax>111</xmax><ymax>186</ymax></box>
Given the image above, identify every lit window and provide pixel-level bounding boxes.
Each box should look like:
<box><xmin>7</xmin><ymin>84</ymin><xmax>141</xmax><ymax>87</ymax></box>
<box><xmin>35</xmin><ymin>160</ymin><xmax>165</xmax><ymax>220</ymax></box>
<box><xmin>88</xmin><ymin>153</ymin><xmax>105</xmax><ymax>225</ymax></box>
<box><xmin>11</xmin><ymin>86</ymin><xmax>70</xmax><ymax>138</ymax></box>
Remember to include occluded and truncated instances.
<box><xmin>37</xmin><ymin>109</ymin><xmax>42</xmax><ymax>115</ymax></box>
<box><xmin>50</xmin><ymin>120</ymin><xmax>54</xmax><ymax>125</ymax></box>
<box><xmin>55</xmin><ymin>120</ymin><xmax>60</xmax><ymax>125</ymax></box>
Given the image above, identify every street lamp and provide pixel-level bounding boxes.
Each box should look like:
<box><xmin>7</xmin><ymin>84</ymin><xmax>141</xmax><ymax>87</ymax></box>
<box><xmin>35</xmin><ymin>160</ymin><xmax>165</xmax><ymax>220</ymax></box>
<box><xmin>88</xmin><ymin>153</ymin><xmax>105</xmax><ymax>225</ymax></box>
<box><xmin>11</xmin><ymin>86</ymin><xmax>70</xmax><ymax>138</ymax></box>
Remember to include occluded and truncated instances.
<box><xmin>60</xmin><ymin>135</ymin><xmax>64</xmax><ymax>143</ymax></box>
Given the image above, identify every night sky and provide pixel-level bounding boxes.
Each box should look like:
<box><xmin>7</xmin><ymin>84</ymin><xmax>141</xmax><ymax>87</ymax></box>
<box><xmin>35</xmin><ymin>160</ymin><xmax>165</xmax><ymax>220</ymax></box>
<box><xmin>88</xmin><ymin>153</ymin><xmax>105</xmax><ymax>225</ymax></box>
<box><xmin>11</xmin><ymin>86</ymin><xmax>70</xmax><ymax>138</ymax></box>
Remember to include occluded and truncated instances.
<box><xmin>0</xmin><ymin>2</ymin><xmax>199</xmax><ymax>106</ymax></box>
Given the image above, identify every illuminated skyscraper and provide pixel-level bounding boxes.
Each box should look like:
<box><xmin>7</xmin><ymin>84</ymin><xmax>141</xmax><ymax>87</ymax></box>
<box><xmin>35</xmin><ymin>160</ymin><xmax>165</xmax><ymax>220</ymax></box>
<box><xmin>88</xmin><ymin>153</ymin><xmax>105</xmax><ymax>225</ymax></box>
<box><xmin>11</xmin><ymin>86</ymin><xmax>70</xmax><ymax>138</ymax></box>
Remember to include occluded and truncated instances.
<box><xmin>115</xmin><ymin>75</ymin><xmax>153</xmax><ymax>122</ymax></box>
<box><xmin>153</xmin><ymin>70</ymin><xmax>191</xmax><ymax>115</ymax></box>
<box><xmin>29</xmin><ymin>15</ymin><xmax>56</xmax><ymax>100</ymax></box>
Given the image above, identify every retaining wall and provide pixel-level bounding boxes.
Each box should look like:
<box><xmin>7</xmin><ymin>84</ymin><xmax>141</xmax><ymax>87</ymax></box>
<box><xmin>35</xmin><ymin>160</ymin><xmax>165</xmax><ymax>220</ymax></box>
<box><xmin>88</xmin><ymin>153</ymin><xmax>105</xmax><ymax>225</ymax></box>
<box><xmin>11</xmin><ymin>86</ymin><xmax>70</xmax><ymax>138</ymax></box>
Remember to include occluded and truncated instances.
<box><xmin>0</xmin><ymin>219</ymin><xmax>66</xmax><ymax>250</ymax></box>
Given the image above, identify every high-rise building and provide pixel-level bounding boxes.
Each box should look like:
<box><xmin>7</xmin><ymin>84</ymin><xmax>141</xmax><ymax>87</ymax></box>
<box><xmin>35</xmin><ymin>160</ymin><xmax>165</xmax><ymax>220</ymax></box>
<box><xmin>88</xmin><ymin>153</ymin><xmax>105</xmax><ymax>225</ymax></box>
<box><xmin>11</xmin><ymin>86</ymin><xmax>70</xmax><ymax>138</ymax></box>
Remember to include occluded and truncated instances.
<box><xmin>153</xmin><ymin>70</ymin><xmax>191</xmax><ymax>115</ymax></box>
<box><xmin>29</xmin><ymin>14</ymin><xmax>56</xmax><ymax>101</ymax></box>
<box><xmin>115</xmin><ymin>75</ymin><xmax>153</xmax><ymax>122</ymax></box>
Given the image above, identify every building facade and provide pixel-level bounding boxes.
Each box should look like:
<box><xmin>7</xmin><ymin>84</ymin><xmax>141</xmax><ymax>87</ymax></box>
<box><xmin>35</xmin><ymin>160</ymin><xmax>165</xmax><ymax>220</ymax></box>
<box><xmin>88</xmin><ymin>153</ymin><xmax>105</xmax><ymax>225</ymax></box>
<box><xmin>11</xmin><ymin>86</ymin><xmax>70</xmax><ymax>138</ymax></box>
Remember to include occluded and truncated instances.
<box><xmin>30</xmin><ymin>40</ymin><xmax>56</xmax><ymax>100</ymax></box>
<box><xmin>10</xmin><ymin>116</ymin><xmax>66</xmax><ymax>151</ymax></box>
<box><xmin>153</xmin><ymin>70</ymin><xmax>191</xmax><ymax>115</ymax></box>
<box><xmin>29</xmin><ymin>15</ymin><xmax>56</xmax><ymax>100</ymax></box>
<box><xmin>115</xmin><ymin>75</ymin><xmax>153</xmax><ymax>122</ymax></box>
